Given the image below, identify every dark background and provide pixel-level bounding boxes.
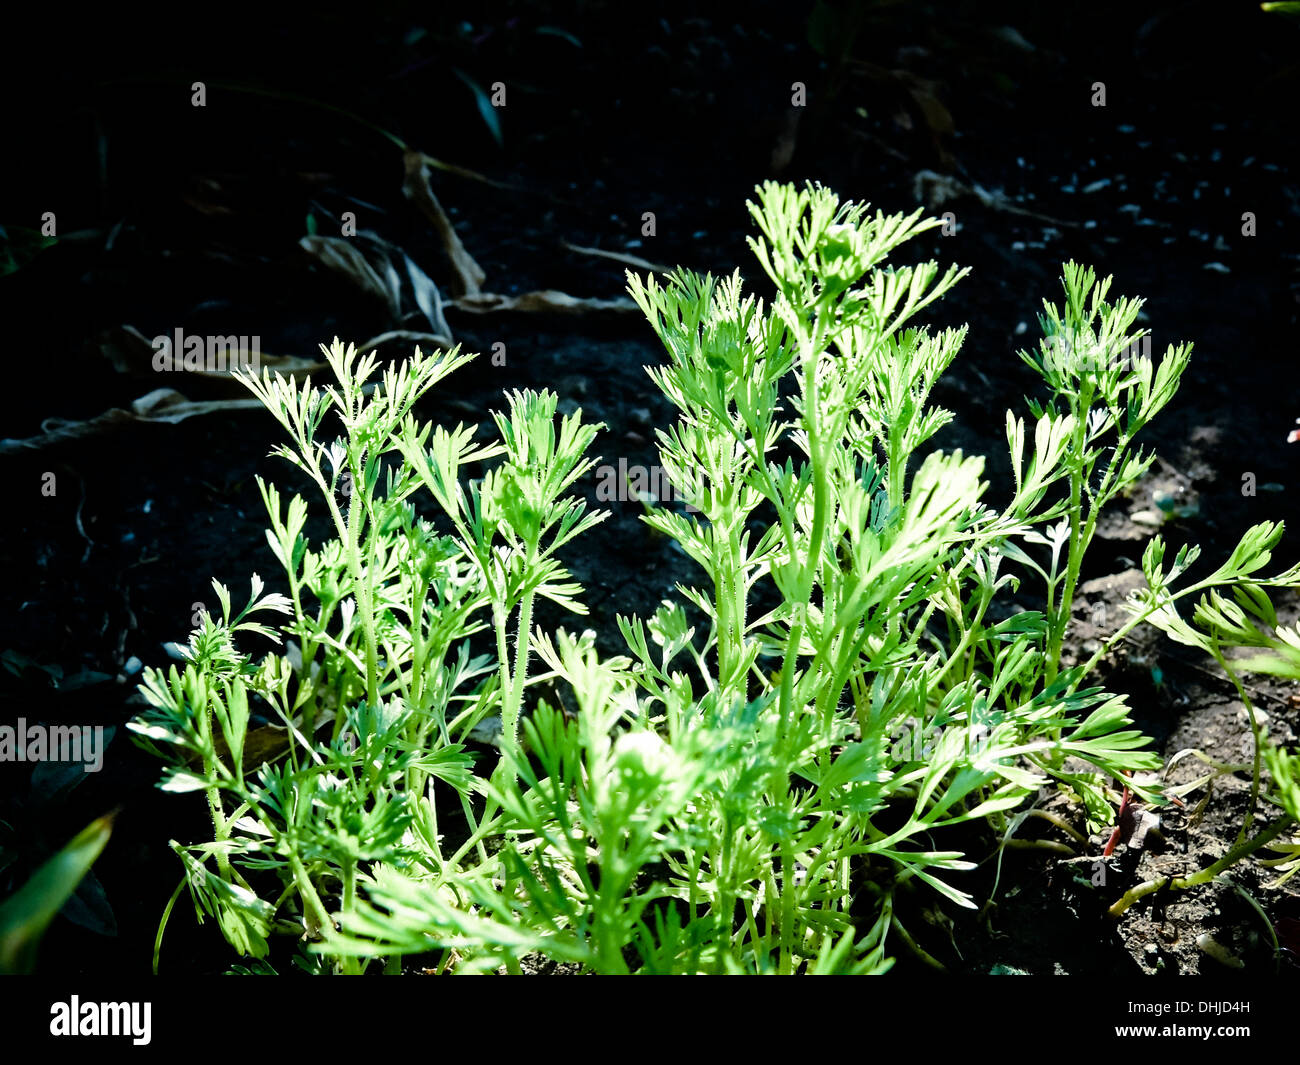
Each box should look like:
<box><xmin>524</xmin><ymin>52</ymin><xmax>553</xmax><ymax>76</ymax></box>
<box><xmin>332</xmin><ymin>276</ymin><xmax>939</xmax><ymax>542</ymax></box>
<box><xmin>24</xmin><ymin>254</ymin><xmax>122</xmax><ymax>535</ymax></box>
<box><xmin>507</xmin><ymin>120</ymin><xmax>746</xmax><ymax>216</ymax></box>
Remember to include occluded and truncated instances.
<box><xmin>2</xmin><ymin>0</ymin><xmax>1299</xmax><ymax>975</ymax></box>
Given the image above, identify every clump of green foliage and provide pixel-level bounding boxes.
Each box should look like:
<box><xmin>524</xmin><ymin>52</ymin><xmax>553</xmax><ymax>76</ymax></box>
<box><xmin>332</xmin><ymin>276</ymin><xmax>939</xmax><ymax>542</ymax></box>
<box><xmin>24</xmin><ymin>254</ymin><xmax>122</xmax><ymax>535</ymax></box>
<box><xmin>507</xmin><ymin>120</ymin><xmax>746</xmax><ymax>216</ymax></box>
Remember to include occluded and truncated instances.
<box><xmin>129</xmin><ymin>181</ymin><xmax>1300</xmax><ymax>974</ymax></box>
<box><xmin>1108</xmin><ymin>572</ymin><xmax>1300</xmax><ymax>917</ymax></box>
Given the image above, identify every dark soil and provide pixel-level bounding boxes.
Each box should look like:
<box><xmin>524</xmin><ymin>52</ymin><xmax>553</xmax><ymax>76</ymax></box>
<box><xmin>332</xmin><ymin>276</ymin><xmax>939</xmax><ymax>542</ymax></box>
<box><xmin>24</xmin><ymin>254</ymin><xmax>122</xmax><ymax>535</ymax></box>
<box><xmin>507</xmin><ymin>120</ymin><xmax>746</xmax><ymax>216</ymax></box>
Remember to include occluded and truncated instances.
<box><xmin>3</xmin><ymin>1</ymin><xmax>1299</xmax><ymax>976</ymax></box>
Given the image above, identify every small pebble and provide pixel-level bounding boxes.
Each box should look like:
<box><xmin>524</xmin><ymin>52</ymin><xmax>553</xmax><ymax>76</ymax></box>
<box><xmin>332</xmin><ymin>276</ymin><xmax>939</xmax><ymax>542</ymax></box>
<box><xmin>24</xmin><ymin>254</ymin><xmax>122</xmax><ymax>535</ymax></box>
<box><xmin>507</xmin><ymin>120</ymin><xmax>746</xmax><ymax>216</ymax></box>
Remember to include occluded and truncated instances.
<box><xmin>1195</xmin><ymin>933</ymin><xmax>1244</xmax><ymax>969</ymax></box>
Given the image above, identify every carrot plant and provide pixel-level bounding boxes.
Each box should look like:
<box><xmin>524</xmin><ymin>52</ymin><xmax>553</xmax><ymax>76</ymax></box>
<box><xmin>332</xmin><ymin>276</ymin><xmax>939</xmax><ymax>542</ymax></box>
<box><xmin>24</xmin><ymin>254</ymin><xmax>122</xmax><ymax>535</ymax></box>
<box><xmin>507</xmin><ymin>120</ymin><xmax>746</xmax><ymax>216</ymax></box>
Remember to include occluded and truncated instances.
<box><xmin>129</xmin><ymin>340</ymin><xmax>605</xmax><ymax>972</ymax></box>
<box><xmin>130</xmin><ymin>181</ymin><xmax>1297</xmax><ymax>974</ymax></box>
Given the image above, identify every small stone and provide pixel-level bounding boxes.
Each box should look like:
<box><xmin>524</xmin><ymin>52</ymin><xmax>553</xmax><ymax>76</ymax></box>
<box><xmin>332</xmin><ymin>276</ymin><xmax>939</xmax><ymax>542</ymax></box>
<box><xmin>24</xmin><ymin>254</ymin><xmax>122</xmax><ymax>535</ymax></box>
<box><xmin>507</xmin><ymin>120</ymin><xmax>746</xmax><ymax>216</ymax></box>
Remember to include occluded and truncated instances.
<box><xmin>1130</xmin><ymin>509</ymin><xmax>1162</xmax><ymax>528</ymax></box>
<box><xmin>1239</xmin><ymin>706</ymin><xmax>1269</xmax><ymax>727</ymax></box>
<box><xmin>1196</xmin><ymin>933</ymin><xmax>1244</xmax><ymax>969</ymax></box>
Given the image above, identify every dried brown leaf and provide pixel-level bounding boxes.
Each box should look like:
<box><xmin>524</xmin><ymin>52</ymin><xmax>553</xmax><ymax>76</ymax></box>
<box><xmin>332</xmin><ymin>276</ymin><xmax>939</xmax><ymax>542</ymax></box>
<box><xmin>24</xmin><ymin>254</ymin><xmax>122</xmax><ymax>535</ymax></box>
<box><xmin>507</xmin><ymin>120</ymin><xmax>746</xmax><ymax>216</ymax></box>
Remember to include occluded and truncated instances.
<box><xmin>401</xmin><ymin>254</ymin><xmax>453</xmax><ymax>339</ymax></box>
<box><xmin>300</xmin><ymin>235</ymin><xmax>402</xmax><ymax>318</ymax></box>
<box><xmin>401</xmin><ymin>150</ymin><xmax>487</xmax><ymax>297</ymax></box>
<box><xmin>97</xmin><ymin>326</ymin><xmax>325</xmax><ymax>384</ymax></box>
<box><xmin>450</xmin><ymin>290</ymin><xmax>638</xmax><ymax>315</ymax></box>
<box><xmin>0</xmin><ymin>391</ymin><xmax>264</xmax><ymax>457</ymax></box>
<box><xmin>560</xmin><ymin>241</ymin><xmax>676</xmax><ymax>275</ymax></box>
<box><xmin>356</xmin><ymin>329</ymin><xmax>455</xmax><ymax>358</ymax></box>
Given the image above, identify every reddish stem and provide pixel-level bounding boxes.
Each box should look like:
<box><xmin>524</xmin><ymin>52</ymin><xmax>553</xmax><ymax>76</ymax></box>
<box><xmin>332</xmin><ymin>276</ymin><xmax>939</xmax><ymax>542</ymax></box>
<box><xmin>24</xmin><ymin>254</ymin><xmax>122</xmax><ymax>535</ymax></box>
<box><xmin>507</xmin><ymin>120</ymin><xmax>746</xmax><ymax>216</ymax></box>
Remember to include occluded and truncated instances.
<box><xmin>1102</xmin><ymin>779</ymin><xmax>1132</xmax><ymax>859</ymax></box>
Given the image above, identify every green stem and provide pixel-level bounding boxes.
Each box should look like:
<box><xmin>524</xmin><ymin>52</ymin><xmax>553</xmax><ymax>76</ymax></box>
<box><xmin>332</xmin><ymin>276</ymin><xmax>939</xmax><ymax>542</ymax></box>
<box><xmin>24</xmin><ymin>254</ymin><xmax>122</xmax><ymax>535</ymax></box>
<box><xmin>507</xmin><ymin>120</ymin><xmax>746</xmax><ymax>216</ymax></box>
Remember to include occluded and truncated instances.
<box><xmin>152</xmin><ymin>875</ymin><xmax>187</xmax><ymax>975</ymax></box>
<box><xmin>887</xmin><ymin>422</ymin><xmax>907</xmax><ymax>515</ymax></box>
<box><xmin>1046</xmin><ymin>413</ymin><xmax>1089</xmax><ymax>684</ymax></box>
<box><xmin>508</xmin><ymin>582</ymin><xmax>535</xmax><ymax>749</ymax></box>
<box><xmin>340</xmin><ymin>858</ymin><xmax>360</xmax><ymax>976</ymax></box>
<box><xmin>320</xmin><ymin>478</ymin><xmax>378</xmax><ymax>735</ymax></box>
<box><xmin>779</xmin><ymin>836</ymin><xmax>798</xmax><ymax>974</ymax></box>
<box><xmin>288</xmin><ymin>850</ymin><xmax>335</xmax><ymax>941</ymax></box>
<box><xmin>352</xmin><ymin>485</ymin><xmax>381</xmax><ymax>712</ymax></box>
<box><xmin>720</xmin><ymin>518</ymin><xmax>749</xmax><ymax>692</ymax></box>
<box><xmin>1210</xmin><ymin>645</ymin><xmax>1264</xmax><ymax>844</ymax></box>
<box><xmin>197</xmin><ymin>689</ymin><xmax>234</xmax><ymax>881</ymax></box>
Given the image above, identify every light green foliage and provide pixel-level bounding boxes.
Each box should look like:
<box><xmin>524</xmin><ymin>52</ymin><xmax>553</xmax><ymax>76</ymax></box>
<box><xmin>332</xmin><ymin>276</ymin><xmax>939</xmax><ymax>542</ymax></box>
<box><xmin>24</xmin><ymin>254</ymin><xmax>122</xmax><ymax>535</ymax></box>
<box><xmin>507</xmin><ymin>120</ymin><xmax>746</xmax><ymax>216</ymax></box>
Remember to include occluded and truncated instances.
<box><xmin>130</xmin><ymin>182</ymin><xmax>1298</xmax><ymax>974</ymax></box>
<box><xmin>1110</xmin><ymin>550</ymin><xmax>1300</xmax><ymax>903</ymax></box>
<box><xmin>130</xmin><ymin>340</ymin><xmax>601</xmax><ymax>972</ymax></box>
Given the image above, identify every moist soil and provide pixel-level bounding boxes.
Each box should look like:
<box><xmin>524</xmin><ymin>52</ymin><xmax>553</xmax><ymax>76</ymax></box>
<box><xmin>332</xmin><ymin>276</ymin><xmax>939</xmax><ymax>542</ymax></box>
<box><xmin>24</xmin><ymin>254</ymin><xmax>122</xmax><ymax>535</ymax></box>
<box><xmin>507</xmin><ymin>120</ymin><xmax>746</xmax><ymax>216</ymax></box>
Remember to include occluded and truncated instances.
<box><xmin>3</xmin><ymin>1</ymin><xmax>1299</xmax><ymax>975</ymax></box>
